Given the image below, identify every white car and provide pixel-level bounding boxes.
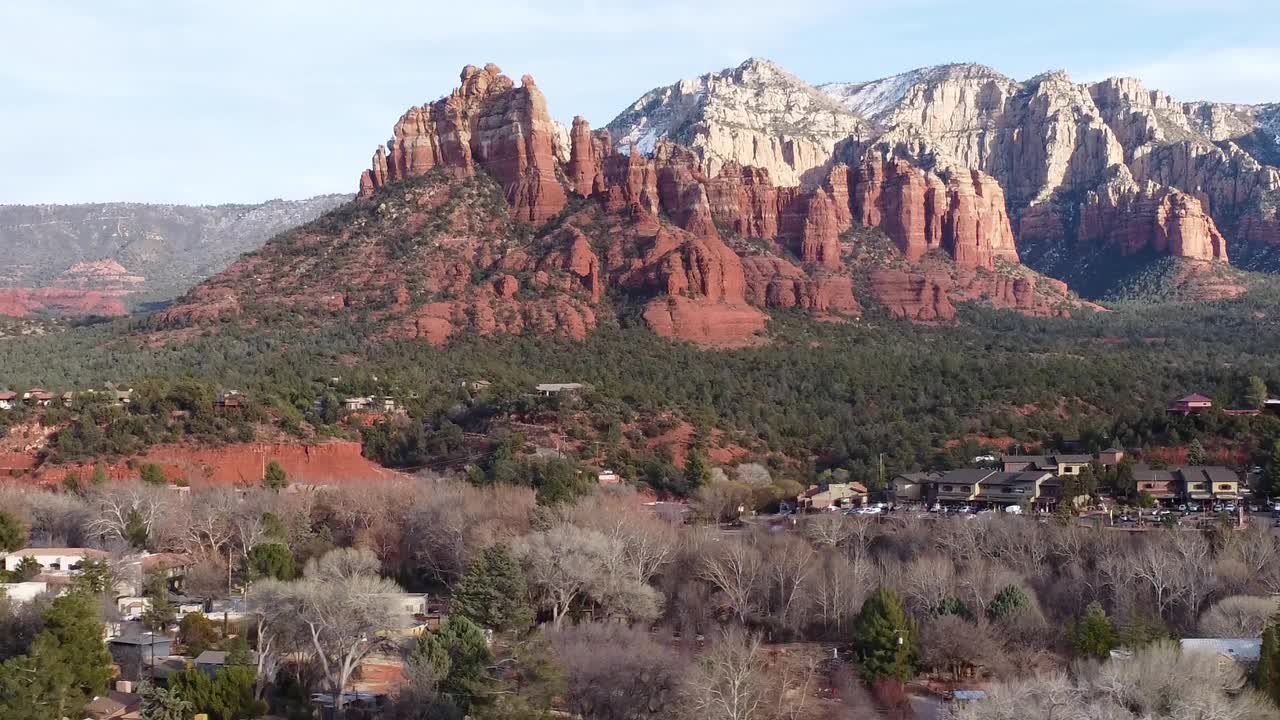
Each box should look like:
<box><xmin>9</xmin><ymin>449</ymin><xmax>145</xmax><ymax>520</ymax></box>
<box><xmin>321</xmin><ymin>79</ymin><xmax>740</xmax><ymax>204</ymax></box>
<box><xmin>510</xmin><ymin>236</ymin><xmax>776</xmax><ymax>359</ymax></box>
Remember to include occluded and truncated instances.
<box><xmin>1004</xmin><ymin>505</ymin><xmax>1023</xmax><ymax>515</ymax></box>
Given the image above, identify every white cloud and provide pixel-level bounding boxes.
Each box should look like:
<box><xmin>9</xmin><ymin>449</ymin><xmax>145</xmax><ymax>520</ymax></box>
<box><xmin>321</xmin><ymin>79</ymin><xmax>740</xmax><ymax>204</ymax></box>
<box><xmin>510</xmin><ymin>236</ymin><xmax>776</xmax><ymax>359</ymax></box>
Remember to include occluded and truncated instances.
<box><xmin>1098</xmin><ymin>47</ymin><xmax>1280</xmax><ymax>105</ymax></box>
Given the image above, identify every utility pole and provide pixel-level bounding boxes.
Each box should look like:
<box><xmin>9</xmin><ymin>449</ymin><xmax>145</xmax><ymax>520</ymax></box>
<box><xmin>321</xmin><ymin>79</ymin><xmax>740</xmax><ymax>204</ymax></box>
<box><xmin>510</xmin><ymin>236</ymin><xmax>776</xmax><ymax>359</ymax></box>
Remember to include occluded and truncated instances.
<box><xmin>878</xmin><ymin>453</ymin><xmax>884</xmax><ymax>490</ymax></box>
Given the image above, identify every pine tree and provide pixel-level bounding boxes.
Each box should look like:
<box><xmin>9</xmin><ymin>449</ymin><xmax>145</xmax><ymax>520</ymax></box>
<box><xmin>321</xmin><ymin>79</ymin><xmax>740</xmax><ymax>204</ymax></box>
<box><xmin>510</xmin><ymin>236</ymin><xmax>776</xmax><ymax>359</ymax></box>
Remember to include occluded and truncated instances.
<box><xmin>0</xmin><ymin>511</ymin><xmax>24</xmax><ymax>552</ymax></box>
<box><xmin>684</xmin><ymin>449</ymin><xmax>710</xmax><ymax>491</ymax></box>
<box><xmin>987</xmin><ymin>585</ymin><xmax>1029</xmax><ymax>622</ymax></box>
<box><xmin>1072</xmin><ymin>602</ymin><xmax>1117</xmax><ymax>659</ymax></box>
<box><xmin>1247</xmin><ymin>375</ymin><xmax>1270</xmax><ymax>410</ymax></box>
<box><xmin>90</xmin><ymin>464</ymin><xmax>108</xmax><ymax>486</ymax></box>
<box><xmin>411</xmin><ymin>616</ymin><xmax>493</xmax><ymax>709</ymax></box>
<box><xmin>853</xmin><ymin>587</ymin><xmax>915</xmax><ymax>682</ymax></box>
<box><xmin>451</xmin><ymin>544</ymin><xmax>532</xmax><ymax>633</ymax></box>
<box><xmin>262</xmin><ymin>461</ymin><xmax>288</xmax><ymax>490</ymax></box>
<box><xmin>1265</xmin><ymin>440</ymin><xmax>1280</xmax><ymax>500</ymax></box>
<box><xmin>138</xmin><ymin>681</ymin><xmax>193</xmax><ymax>720</ymax></box>
<box><xmin>245</xmin><ymin>543</ymin><xmax>295</xmax><ymax>581</ymax></box>
<box><xmin>139</xmin><ymin>463</ymin><xmax>167</xmax><ymax>486</ymax></box>
<box><xmin>1258</xmin><ymin>625</ymin><xmax>1280</xmax><ymax>704</ymax></box>
<box><xmin>1188</xmin><ymin>439</ymin><xmax>1207</xmax><ymax>466</ymax></box>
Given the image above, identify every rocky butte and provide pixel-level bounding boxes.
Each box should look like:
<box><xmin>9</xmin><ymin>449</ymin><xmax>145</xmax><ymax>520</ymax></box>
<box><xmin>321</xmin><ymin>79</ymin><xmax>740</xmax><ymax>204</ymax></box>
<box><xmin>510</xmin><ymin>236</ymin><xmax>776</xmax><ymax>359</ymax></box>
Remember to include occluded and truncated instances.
<box><xmin>157</xmin><ymin>63</ymin><xmax>1088</xmax><ymax>347</ymax></box>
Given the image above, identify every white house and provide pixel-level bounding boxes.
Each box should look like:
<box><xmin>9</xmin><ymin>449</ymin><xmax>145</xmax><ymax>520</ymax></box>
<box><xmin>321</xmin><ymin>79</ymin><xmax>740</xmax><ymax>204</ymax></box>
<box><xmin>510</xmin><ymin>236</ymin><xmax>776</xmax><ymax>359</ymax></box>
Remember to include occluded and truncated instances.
<box><xmin>0</xmin><ymin>391</ymin><xmax>16</xmax><ymax>410</ymax></box>
<box><xmin>0</xmin><ymin>581</ymin><xmax>52</xmax><ymax>603</ymax></box>
<box><xmin>2</xmin><ymin>547</ymin><xmax>109</xmax><ymax>573</ymax></box>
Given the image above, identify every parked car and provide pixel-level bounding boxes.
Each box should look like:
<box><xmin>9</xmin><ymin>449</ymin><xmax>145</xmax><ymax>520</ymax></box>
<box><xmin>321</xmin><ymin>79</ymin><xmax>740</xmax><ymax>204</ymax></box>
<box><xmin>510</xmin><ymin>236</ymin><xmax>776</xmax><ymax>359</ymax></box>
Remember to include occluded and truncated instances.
<box><xmin>1004</xmin><ymin>505</ymin><xmax>1023</xmax><ymax>515</ymax></box>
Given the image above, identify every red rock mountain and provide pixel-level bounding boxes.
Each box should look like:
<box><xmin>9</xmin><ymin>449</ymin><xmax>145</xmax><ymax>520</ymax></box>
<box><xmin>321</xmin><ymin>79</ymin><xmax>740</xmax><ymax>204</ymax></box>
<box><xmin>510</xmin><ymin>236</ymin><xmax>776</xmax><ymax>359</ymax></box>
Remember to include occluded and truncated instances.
<box><xmin>157</xmin><ymin>64</ymin><xmax>1088</xmax><ymax>346</ymax></box>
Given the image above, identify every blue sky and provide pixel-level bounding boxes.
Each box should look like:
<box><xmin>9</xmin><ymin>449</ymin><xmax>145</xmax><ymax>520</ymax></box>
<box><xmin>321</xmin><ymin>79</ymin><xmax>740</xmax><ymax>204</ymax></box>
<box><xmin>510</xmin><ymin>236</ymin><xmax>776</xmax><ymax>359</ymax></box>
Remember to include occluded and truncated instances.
<box><xmin>3</xmin><ymin>0</ymin><xmax>1279</xmax><ymax>204</ymax></box>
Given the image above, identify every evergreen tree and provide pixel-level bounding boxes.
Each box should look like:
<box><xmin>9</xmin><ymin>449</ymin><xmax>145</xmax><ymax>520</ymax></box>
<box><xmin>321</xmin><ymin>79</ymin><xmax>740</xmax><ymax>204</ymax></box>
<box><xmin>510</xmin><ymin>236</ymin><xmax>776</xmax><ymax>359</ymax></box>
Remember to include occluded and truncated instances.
<box><xmin>0</xmin><ymin>592</ymin><xmax>112</xmax><ymax>720</ymax></box>
<box><xmin>852</xmin><ymin>587</ymin><xmax>916</xmax><ymax>682</ymax></box>
<box><xmin>684</xmin><ymin>449</ymin><xmax>710</xmax><ymax>491</ymax></box>
<box><xmin>13</xmin><ymin>556</ymin><xmax>40</xmax><ymax>581</ymax></box>
<box><xmin>139</xmin><ymin>463</ymin><xmax>168</xmax><ymax>486</ymax></box>
<box><xmin>245</xmin><ymin>543</ymin><xmax>295</xmax><ymax>581</ymax></box>
<box><xmin>1258</xmin><ymin>624</ymin><xmax>1280</xmax><ymax>704</ymax></box>
<box><xmin>0</xmin><ymin>511</ymin><xmax>24</xmax><ymax>552</ymax></box>
<box><xmin>1188</xmin><ymin>439</ymin><xmax>1208</xmax><ymax>466</ymax></box>
<box><xmin>412</xmin><ymin>616</ymin><xmax>494</xmax><ymax>709</ymax></box>
<box><xmin>170</xmin><ymin>664</ymin><xmax>265</xmax><ymax>720</ymax></box>
<box><xmin>262</xmin><ymin>461</ymin><xmax>288</xmax><ymax>490</ymax></box>
<box><xmin>125</xmin><ymin>509</ymin><xmax>148</xmax><ymax>549</ymax></box>
<box><xmin>141</xmin><ymin>575</ymin><xmax>175</xmax><ymax>632</ymax></box>
<box><xmin>1265</xmin><ymin>440</ymin><xmax>1280</xmax><ymax>500</ymax></box>
<box><xmin>1247</xmin><ymin>375</ymin><xmax>1270</xmax><ymax>410</ymax></box>
<box><xmin>450</xmin><ymin>544</ymin><xmax>532</xmax><ymax>633</ymax></box>
<box><xmin>177</xmin><ymin>612</ymin><xmax>220</xmax><ymax>658</ymax></box>
<box><xmin>987</xmin><ymin>585</ymin><xmax>1030</xmax><ymax>622</ymax></box>
<box><xmin>90</xmin><ymin>464</ymin><xmax>108</xmax><ymax>486</ymax></box>
<box><xmin>1072</xmin><ymin>602</ymin><xmax>1117</xmax><ymax>659</ymax></box>
<box><xmin>139</xmin><ymin>680</ymin><xmax>193</xmax><ymax>720</ymax></box>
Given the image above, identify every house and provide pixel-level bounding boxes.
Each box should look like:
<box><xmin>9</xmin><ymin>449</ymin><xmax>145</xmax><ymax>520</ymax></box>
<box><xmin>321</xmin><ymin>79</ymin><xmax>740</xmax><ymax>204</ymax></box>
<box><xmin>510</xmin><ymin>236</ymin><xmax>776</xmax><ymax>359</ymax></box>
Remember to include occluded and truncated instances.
<box><xmin>596</xmin><ymin>469</ymin><xmax>621</xmax><ymax>486</ymax></box>
<box><xmin>974</xmin><ymin>471</ymin><xmax>1054</xmax><ymax>508</ymax></box>
<box><xmin>928</xmin><ymin>468</ymin><xmax>992</xmax><ymax>505</ymax></box>
<box><xmin>24</xmin><ymin>388</ymin><xmax>54</xmax><ymax>407</ymax></box>
<box><xmin>83</xmin><ymin>690</ymin><xmax>143</xmax><ymax>720</ymax></box>
<box><xmin>343</xmin><ymin>396</ymin><xmax>374</xmax><ymax>411</ymax></box>
<box><xmin>378</xmin><ymin>396</ymin><xmax>398</xmax><ymax>412</ymax></box>
<box><xmin>889</xmin><ymin>472</ymin><xmax>935</xmax><ymax>503</ymax></box>
<box><xmin>387</xmin><ymin>592</ymin><xmax>429</xmax><ymax>617</ymax></box>
<box><xmin>460</xmin><ymin>379</ymin><xmax>492</xmax><ymax>392</ymax></box>
<box><xmin>1168</xmin><ymin>393</ymin><xmax>1214</xmax><ymax>416</ymax></box>
<box><xmin>798</xmin><ymin>482</ymin><xmax>869</xmax><ymax>510</ymax></box>
<box><xmin>1266</xmin><ymin>399</ymin><xmax>1280</xmax><ymax>414</ymax></box>
<box><xmin>2</xmin><ymin>547</ymin><xmax>109</xmax><ymax>573</ymax></box>
<box><xmin>536</xmin><ymin>382</ymin><xmax>586</xmax><ymax>397</ymax></box>
<box><xmin>1098</xmin><ymin>447</ymin><xmax>1125</xmax><ymax>466</ymax></box>
<box><xmin>1000</xmin><ymin>455</ymin><xmax>1091</xmax><ymax>476</ymax></box>
<box><xmin>108</xmin><ymin>634</ymin><xmax>174</xmax><ymax>682</ymax></box>
<box><xmin>0</xmin><ymin>391</ymin><xmax>15</xmax><ymax>410</ymax></box>
<box><xmin>194</xmin><ymin>649</ymin><xmax>258</xmax><ymax>676</ymax></box>
<box><xmin>1180</xmin><ymin>638</ymin><xmax>1260</xmax><ymax>674</ymax></box>
<box><xmin>61</xmin><ymin>391</ymin><xmax>75</xmax><ymax>407</ymax></box>
<box><xmin>215</xmin><ymin>390</ymin><xmax>245</xmax><ymax>409</ymax></box>
<box><xmin>1179</xmin><ymin>466</ymin><xmax>1240</xmax><ymax>502</ymax></box>
<box><xmin>1133</xmin><ymin>465</ymin><xmax>1178</xmax><ymax>504</ymax></box>
<box><xmin>0</xmin><ymin>581</ymin><xmax>51</xmax><ymax>603</ymax></box>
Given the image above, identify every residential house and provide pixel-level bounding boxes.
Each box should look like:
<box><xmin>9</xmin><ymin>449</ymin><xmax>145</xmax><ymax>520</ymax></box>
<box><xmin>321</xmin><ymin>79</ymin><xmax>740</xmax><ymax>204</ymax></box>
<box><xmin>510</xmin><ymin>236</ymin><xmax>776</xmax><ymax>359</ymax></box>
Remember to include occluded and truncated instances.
<box><xmin>460</xmin><ymin>379</ymin><xmax>492</xmax><ymax>393</ymax></box>
<box><xmin>108</xmin><ymin>634</ymin><xmax>173</xmax><ymax>682</ymax></box>
<box><xmin>343</xmin><ymin>396</ymin><xmax>374</xmax><ymax>411</ymax></box>
<box><xmin>215</xmin><ymin>390</ymin><xmax>245</xmax><ymax>409</ymax></box>
<box><xmin>927</xmin><ymin>469</ymin><xmax>991</xmax><ymax>505</ymax></box>
<box><xmin>974</xmin><ymin>471</ymin><xmax>1053</xmax><ymax>509</ymax></box>
<box><xmin>798</xmin><ymin>482</ymin><xmax>868</xmax><ymax>511</ymax></box>
<box><xmin>889</xmin><ymin>472</ymin><xmax>935</xmax><ymax>503</ymax></box>
<box><xmin>596</xmin><ymin>469</ymin><xmax>621</xmax><ymax>486</ymax></box>
<box><xmin>1180</xmin><ymin>638</ymin><xmax>1260</xmax><ymax>677</ymax></box>
<box><xmin>1179</xmin><ymin>466</ymin><xmax>1240</xmax><ymax>502</ymax></box>
<box><xmin>1168</xmin><ymin>393</ymin><xmax>1214</xmax><ymax>416</ymax></box>
<box><xmin>378</xmin><ymin>396</ymin><xmax>397</xmax><ymax>412</ymax></box>
<box><xmin>83</xmin><ymin>690</ymin><xmax>143</xmax><ymax>720</ymax></box>
<box><xmin>0</xmin><ymin>581</ymin><xmax>51</xmax><ymax>603</ymax></box>
<box><xmin>1266</xmin><ymin>399</ymin><xmax>1280</xmax><ymax>414</ymax></box>
<box><xmin>536</xmin><ymin>382</ymin><xmax>586</xmax><ymax>397</ymax></box>
<box><xmin>2</xmin><ymin>547</ymin><xmax>109</xmax><ymax>573</ymax></box>
<box><xmin>1133</xmin><ymin>465</ymin><xmax>1178</xmax><ymax>504</ymax></box>
<box><xmin>194</xmin><ymin>650</ymin><xmax>258</xmax><ymax>677</ymax></box>
<box><xmin>0</xmin><ymin>391</ymin><xmax>14</xmax><ymax>410</ymax></box>
<box><xmin>1098</xmin><ymin>447</ymin><xmax>1125</xmax><ymax>466</ymax></box>
<box><xmin>1000</xmin><ymin>455</ymin><xmax>1092</xmax><ymax>476</ymax></box>
<box><xmin>24</xmin><ymin>388</ymin><xmax>54</xmax><ymax>407</ymax></box>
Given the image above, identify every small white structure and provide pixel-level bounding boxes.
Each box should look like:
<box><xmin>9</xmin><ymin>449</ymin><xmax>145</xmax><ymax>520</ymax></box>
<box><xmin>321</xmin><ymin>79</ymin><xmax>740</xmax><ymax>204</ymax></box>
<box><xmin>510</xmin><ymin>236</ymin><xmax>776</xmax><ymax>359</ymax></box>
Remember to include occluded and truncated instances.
<box><xmin>386</xmin><ymin>592</ymin><xmax>428</xmax><ymax>617</ymax></box>
<box><xmin>2</xmin><ymin>547</ymin><xmax>109</xmax><ymax>573</ymax></box>
<box><xmin>0</xmin><ymin>581</ymin><xmax>51</xmax><ymax>603</ymax></box>
<box><xmin>0</xmin><ymin>391</ymin><xmax>17</xmax><ymax>410</ymax></box>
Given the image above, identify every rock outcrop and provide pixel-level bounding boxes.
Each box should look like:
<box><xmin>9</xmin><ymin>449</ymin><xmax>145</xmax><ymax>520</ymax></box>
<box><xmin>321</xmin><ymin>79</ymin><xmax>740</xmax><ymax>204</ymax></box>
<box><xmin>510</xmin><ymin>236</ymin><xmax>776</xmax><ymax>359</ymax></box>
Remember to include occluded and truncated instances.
<box><xmin>606</xmin><ymin>58</ymin><xmax>870</xmax><ymax>186</ymax></box>
<box><xmin>359</xmin><ymin>64</ymin><xmax>568</xmax><ymax>224</ymax></box>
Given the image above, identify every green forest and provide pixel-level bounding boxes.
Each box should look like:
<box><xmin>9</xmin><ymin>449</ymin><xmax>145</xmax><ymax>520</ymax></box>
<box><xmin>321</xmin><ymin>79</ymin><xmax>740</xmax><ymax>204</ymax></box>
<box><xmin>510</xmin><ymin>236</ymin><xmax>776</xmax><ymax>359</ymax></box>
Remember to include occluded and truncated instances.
<box><xmin>2</xmin><ymin>278</ymin><xmax>1280</xmax><ymax>490</ymax></box>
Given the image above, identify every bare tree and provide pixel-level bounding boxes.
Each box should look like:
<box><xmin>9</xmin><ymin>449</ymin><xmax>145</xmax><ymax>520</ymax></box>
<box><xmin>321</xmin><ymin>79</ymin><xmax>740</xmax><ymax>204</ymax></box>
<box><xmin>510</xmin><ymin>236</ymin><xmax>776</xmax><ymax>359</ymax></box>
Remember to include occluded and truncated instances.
<box><xmin>695</xmin><ymin>533</ymin><xmax>763</xmax><ymax>623</ymax></box>
<box><xmin>552</xmin><ymin>623</ymin><xmax>689</xmax><ymax>720</ymax></box>
<box><xmin>1198</xmin><ymin>595</ymin><xmax>1280</xmax><ymax>638</ymax></box>
<box><xmin>86</xmin><ymin>483</ymin><xmax>173</xmax><ymax>545</ymax></box>
<box><xmin>270</xmin><ymin>549</ymin><xmax>405</xmax><ymax>714</ymax></box>
<box><xmin>919</xmin><ymin>615</ymin><xmax>1009</xmax><ymax>681</ymax></box>
<box><xmin>809</xmin><ymin>550</ymin><xmax>868</xmax><ymax>636</ymax></box>
<box><xmin>685</xmin><ymin>628</ymin><xmax>767</xmax><ymax>720</ymax></box>
<box><xmin>517</xmin><ymin>524</ymin><xmax>611</xmax><ymax>626</ymax></box>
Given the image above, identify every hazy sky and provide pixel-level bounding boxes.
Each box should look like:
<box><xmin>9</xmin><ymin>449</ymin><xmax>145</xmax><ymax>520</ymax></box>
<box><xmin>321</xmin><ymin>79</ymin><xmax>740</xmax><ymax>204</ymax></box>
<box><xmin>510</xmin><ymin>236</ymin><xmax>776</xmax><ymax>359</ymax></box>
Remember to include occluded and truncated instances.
<box><xmin>4</xmin><ymin>0</ymin><xmax>1279</xmax><ymax>204</ymax></box>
